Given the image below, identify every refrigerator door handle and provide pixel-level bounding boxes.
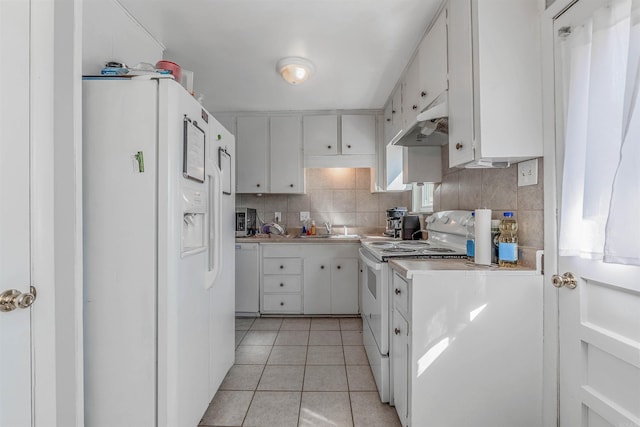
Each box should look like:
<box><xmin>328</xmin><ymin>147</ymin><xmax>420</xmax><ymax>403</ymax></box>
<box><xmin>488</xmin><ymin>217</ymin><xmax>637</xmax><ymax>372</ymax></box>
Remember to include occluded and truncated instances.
<box><xmin>205</xmin><ymin>163</ymin><xmax>222</xmax><ymax>289</ymax></box>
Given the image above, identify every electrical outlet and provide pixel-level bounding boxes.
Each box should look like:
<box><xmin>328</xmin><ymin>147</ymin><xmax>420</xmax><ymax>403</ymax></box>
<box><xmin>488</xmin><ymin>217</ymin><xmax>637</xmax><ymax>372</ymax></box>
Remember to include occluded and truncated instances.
<box><xmin>518</xmin><ymin>159</ymin><xmax>538</xmax><ymax>187</ymax></box>
<box><xmin>275</xmin><ymin>212</ymin><xmax>281</xmax><ymax>223</ymax></box>
<box><xmin>299</xmin><ymin>211</ymin><xmax>310</xmax><ymax>222</ymax></box>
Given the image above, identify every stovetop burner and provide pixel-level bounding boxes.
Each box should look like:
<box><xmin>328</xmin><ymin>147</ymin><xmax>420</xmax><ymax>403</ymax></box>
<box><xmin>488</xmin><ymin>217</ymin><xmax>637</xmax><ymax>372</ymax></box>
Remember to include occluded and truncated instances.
<box><xmin>396</xmin><ymin>241</ymin><xmax>431</xmax><ymax>248</ymax></box>
<box><xmin>383</xmin><ymin>247</ymin><xmax>418</xmax><ymax>253</ymax></box>
<box><xmin>424</xmin><ymin>247</ymin><xmax>456</xmax><ymax>253</ymax></box>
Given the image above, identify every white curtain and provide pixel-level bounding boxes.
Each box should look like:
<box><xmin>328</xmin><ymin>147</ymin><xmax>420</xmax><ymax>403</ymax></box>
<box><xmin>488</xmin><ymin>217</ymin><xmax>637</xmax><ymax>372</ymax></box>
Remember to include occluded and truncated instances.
<box><xmin>559</xmin><ymin>0</ymin><xmax>640</xmax><ymax>266</ymax></box>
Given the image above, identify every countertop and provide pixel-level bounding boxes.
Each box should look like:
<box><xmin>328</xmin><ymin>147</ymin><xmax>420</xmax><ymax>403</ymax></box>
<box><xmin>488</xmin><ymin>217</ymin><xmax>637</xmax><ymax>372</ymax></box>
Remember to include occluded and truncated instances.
<box><xmin>389</xmin><ymin>258</ymin><xmax>541</xmax><ymax>279</ymax></box>
<box><xmin>235</xmin><ymin>235</ymin><xmax>364</xmax><ymax>244</ymax></box>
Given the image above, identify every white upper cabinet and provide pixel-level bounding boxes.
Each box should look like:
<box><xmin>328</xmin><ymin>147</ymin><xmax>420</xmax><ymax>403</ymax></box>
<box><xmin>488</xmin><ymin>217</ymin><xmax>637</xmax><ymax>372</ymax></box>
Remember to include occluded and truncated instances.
<box><xmin>304</xmin><ymin>113</ymin><xmax>377</xmax><ymax>168</ymax></box>
<box><xmin>401</xmin><ymin>58</ymin><xmax>421</xmax><ymax>130</ymax></box>
<box><xmin>448</xmin><ymin>0</ymin><xmax>543</xmax><ymax>168</ymax></box>
<box><xmin>270</xmin><ymin>116</ymin><xmax>303</xmax><ymax>193</ymax></box>
<box><xmin>236</xmin><ymin>115</ymin><xmax>304</xmax><ymax>194</ymax></box>
<box><xmin>303</xmin><ymin>115</ymin><xmax>339</xmax><ymax>156</ymax></box>
<box><xmin>341</xmin><ymin>115</ymin><xmax>376</xmax><ymax>155</ymax></box>
<box><xmin>418</xmin><ymin>9</ymin><xmax>448</xmax><ymax>110</ymax></box>
<box><xmin>236</xmin><ymin>116</ymin><xmax>268</xmax><ymax>193</ymax></box>
<box><xmin>391</xmin><ymin>86</ymin><xmax>403</xmax><ymax>130</ymax></box>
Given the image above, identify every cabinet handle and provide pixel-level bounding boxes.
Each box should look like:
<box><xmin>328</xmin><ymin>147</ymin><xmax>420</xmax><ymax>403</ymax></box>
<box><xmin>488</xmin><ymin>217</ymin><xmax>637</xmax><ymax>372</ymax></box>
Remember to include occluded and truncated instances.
<box><xmin>327</xmin><ymin>145</ymin><xmax>332</xmax><ymax>149</ymax></box>
<box><xmin>280</xmin><ymin>302</ymin><xmax>284</xmax><ymax>306</ymax></box>
<box><xmin>289</xmin><ymin>184</ymin><xmax>294</xmax><ymax>188</ymax></box>
<box><xmin>394</xmin><ymin>328</ymin><xmax>401</xmax><ymax>335</ymax></box>
<box><xmin>421</xmin><ymin>91</ymin><xmax>427</xmax><ymax>98</ymax></box>
<box><xmin>386</xmin><ymin>118</ymin><xmax>391</xmax><ymax>122</ymax></box>
<box><xmin>360</xmin><ymin>269</ymin><xmax>363</xmax><ymax>273</ymax></box>
<box><xmin>256</xmin><ymin>183</ymin><xmax>261</xmax><ymax>188</ymax></box>
<box><xmin>347</xmin><ymin>145</ymin><xmax>352</xmax><ymax>149</ymax></box>
<box><xmin>392</xmin><ymin>110</ymin><xmax>396</xmax><ymax>114</ymax></box>
<box><xmin>337</xmin><ymin>265</ymin><xmax>341</xmax><ymax>270</ymax></box>
<box><xmin>456</xmin><ymin>142</ymin><xmax>463</xmax><ymax>150</ymax></box>
<box><xmin>412</xmin><ymin>105</ymin><xmax>418</xmax><ymax>110</ymax></box>
<box><xmin>280</xmin><ymin>283</ymin><xmax>284</xmax><ymax>287</ymax></box>
<box><xmin>395</xmin><ymin>288</ymin><xmax>401</xmax><ymax>295</ymax></box>
<box><xmin>320</xmin><ymin>265</ymin><xmax>325</xmax><ymax>269</ymax></box>
<box><xmin>280</xmin><ymin>265</ymin><xmax>284</xmax><ymax>269</ymax></box>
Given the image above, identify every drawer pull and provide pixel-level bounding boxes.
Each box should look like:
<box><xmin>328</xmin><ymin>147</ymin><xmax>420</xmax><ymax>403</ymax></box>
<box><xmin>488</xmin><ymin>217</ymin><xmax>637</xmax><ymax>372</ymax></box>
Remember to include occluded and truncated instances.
<box><xmin>280</xmin><ymin>302</ymin><xmax>284</xmax><ymax>306</ymax></box>
<box><xmin>395</xmin><ymin>288</ymin><xmax>401</xmax><ymax>295</ymax></box>
<box><xmin>337</xmin><ymin>265</ymin><xmax>341</xmax><ymax>270</ymax></box>
<box><xmin>394</xmin><ymin>328</ymin><xmax>401</xmax><ymax>335</ymax></box>
<box><xmin>456</xmin><ymin>142</ymin><xmax>463</xmax><ymax>150</ymax></box>
<box><xmin>327</xmin><ymin>145</ymin><xmax>332</xmax><ymax>149</ymax></box>
<box><xmin>320</xmin><ymin>265</ymin><xmax>325</xmax><ymax>269</ymax></box>
<box><xmin>280</xmin><ymin>265</ymin><xmax>284</xmax><ymax>269</ymax></box>
<box><xmin>280</xmin><ymin>283</ymin><xmax>284</xmax><ymax>287</ymax></box>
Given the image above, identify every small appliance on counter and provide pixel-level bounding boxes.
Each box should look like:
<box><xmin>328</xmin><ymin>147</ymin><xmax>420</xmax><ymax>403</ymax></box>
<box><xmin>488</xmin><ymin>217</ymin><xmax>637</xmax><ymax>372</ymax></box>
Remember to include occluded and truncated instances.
<box><xmin>401</xmin><ymin>215</ymin><xmax>421</xmax><ymax>240</ymax></box>
<box><xmin>236</xmin><ymin>207</ymin><xmax>257</xmax><ymax>237</ymax></box>
<box><xmin>385</xmin><ymin>207</ymin><xmax>408</xmax><ymax>238</ymax></box>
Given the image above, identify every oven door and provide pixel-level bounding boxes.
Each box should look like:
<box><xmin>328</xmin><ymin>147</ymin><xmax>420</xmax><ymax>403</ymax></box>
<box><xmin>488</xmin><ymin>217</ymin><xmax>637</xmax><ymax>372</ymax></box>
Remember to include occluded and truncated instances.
<box><xmin>358</xmin><ymin>248</ymin><xmax>389</xmax><ymax>355</ymax></box>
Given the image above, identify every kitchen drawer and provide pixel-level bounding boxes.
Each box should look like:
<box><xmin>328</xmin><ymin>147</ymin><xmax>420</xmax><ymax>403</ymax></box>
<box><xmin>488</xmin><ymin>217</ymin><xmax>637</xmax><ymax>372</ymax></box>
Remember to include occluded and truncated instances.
<box><xmin>263</xmin><ymin>258</ymin><xmax>302</xmax><ymax>275</ymax></box>
<box><xmin>263</xmin><ymin>294</ymin><xmax>303</xmax><ymax>313</ymax></box>
<box><xmin>264</xmin><ymin>275</ymin><xmax>302</xmax><ymax>293</ymax></box>
<box><xmin>392</xmin><ymin>272</ymin><xmax>409</xmax><ymax>315</ymax></box>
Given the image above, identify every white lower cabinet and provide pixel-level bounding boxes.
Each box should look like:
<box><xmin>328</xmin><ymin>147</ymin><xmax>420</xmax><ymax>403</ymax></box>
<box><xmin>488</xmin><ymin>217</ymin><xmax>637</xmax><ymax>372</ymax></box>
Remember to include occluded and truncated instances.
<box><xmin>389</xmin><ymin>263</ymin><xmax>543</xmax><ymax>426</ymax></box>
<box><xmin>261</xmin><ymin>246</ymin><xmax>303</xmax><ymax>314</ymax></box>
<box><xmin>391</xmin><ymin>307</ymin><xmax>409</xmax><ymax>427</ymax></box>
<box><xmin>304</xmin><ymin>256</ymin><xmax>359</xmax><ymax>314</ymax></box>
<box><xmin>260</xmin><ymin>243</ymin><xmax>359</xmax><ymax>315</ymax></box>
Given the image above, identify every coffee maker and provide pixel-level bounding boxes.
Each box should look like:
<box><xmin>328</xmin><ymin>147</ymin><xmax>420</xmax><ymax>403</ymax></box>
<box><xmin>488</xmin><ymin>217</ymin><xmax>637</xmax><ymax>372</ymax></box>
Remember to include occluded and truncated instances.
<box><xmin>385</xmin><ymin>207</ymin><xmax>407</xmax><ymax>238</ymax></box>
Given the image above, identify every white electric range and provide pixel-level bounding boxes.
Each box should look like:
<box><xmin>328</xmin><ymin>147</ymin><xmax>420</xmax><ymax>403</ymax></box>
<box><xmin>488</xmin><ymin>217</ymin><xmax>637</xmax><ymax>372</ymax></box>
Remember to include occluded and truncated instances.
<box><xmin>358</xmin><ymin>210</ymin><xmax>472</xmax><ymax>402</ymax></box>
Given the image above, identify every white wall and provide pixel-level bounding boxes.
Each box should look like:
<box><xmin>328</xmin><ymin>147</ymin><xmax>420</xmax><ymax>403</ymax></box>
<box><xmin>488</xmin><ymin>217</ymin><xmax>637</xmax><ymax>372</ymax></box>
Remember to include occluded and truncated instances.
<box><xmin>82</xmin><ymin>0</ymin><xmax>164</xmax><ymax>75</ymax></box>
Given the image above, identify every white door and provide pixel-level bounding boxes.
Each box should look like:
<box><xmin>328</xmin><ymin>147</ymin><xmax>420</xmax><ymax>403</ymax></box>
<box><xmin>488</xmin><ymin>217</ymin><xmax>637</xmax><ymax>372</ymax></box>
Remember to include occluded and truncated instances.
<box><xmin>0</xmin><ymin>0</ymin><xmax>34</xmax><ymax>425</ymax></box>
<box><xmin>554</xmin><ymin>1</ymin><xmax>640</xmax><ymax>426</ymax></box>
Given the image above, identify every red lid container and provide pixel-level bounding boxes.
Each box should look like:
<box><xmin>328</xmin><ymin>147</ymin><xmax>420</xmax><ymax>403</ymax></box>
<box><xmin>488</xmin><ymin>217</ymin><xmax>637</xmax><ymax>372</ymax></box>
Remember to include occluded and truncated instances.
<box><xmin>155</xmin><ymin>60</ymin><xmax>182</xmax><ymax>82</ymax></box>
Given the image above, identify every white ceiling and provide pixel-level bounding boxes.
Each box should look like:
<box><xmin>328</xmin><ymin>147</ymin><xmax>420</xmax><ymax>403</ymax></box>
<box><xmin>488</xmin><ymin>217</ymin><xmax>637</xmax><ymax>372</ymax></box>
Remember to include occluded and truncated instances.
<box><xmin>117</xmin><ymin>0</ymin><xmax>442</xmax><ymax>113</ymax></box>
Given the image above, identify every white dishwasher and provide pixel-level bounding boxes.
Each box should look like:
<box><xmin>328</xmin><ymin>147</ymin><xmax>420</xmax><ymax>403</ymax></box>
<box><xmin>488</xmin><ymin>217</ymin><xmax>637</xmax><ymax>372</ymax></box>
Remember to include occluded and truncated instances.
<box><xmin>235</xmin><ymin>243</ymin><xmax>260</xmax><ymax>315</ymax></box>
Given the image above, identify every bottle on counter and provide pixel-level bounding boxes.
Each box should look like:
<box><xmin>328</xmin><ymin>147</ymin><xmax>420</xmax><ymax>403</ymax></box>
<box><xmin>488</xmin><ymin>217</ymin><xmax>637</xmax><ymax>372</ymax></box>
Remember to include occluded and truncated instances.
<box><xmin>498</xmin><ymin>212</ymin><xmax>518</xmax><ymax>267</ymax></box>
<box><xmin>306</xmin><ymin>220</ymin><xmax>311</xmax><ymax>236</ymax></box>
<box><xmin>311</xmin><ymin>220</ymin><xmax>317</xmax><ymax>235</ymax></box>
<box><xmin>491</xmin><ymin>220</ymin><xmax>501</xmax><ymax>264</ymax></box>
<box><xmin>466</xmin><ymin>212</ymin><xmax>475</xmax><ymax>262</ymax></box>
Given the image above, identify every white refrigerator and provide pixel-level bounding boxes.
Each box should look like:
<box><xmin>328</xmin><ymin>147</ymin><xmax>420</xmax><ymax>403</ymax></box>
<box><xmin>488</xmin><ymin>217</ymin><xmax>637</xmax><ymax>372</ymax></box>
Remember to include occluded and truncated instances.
<box><xmin>83</xmin><ymin>77</ymin><xmax>235</xmax><ymax>427</ymax></box>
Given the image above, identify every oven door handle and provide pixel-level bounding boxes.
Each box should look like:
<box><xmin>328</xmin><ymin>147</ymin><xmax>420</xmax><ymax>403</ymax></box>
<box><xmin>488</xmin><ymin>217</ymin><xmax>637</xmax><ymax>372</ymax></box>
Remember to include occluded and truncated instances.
<box><xmin>359</xmin><ymin>248</ymin><xmax>382</xmax><ymax>271</ymax></box>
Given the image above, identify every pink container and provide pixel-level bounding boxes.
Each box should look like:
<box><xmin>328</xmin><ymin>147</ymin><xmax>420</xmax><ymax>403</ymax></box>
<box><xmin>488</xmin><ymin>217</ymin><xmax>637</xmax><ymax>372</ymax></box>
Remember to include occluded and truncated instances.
<box><xmin>155</xmin><ymin>60</ymin><xmax>182</xmax><ymax>82</ymax></box>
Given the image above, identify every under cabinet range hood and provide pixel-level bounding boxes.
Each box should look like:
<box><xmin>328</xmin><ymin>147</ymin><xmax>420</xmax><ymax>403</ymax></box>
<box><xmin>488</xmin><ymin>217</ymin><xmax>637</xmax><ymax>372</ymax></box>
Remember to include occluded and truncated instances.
<box><xmin>392</xmin><ymin>91</ymin><xmax>449</xmax><ymax>147</ymax></box>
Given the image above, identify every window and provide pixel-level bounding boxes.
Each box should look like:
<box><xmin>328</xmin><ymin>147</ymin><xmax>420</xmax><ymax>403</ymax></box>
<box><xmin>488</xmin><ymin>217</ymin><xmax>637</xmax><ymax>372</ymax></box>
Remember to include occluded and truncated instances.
<box><xmin>412</xmin><ymin>183</ymin><xmax>434</xmax><ymax>213</ymax></box>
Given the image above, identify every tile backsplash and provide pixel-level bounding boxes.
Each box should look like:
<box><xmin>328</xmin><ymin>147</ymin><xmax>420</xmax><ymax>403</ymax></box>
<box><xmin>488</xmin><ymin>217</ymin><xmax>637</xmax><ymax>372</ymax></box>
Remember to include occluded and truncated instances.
<box><xmin>236</xmin><ymin>168</ymin><xmax>412</xmax><ymax>234</ymax></box>
<box><xmin>434</xmin><ymin>146</ymin><xmax>544</xmax><ymax>268</ymax></box>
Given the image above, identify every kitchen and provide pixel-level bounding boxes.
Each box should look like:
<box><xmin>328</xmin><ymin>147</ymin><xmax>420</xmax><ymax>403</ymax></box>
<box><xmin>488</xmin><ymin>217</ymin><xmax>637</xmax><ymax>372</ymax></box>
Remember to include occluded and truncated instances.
<box><xmin>1</xmin><ymin>0</ymin><xmax>638</xmax><ymax>427</ymax></box>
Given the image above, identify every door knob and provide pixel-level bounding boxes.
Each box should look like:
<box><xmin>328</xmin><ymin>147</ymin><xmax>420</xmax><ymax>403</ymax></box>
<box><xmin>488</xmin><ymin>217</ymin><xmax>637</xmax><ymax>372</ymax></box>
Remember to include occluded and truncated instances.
<box><xmin>551</xmin><ymin>272</ymin><xmax>577</xmax><ymax>289</ymax></box>
<box><xmin>0</xmin><ymin>286</ymin><xmax>37</xmax><ymax>312</ymax></box>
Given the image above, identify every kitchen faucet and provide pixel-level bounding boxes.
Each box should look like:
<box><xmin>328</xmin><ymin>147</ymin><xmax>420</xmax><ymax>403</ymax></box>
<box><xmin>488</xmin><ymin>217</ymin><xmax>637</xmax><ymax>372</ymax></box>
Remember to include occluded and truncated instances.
<box><xmin>323</xmin><ymin>222</ymin><xmax>332</xmax><ymax>234</ymax></box>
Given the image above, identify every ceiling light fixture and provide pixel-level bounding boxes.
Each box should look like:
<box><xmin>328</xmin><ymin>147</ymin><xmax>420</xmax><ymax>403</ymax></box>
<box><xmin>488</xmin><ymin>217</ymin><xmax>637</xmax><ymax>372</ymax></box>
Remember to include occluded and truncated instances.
<box><xmin>276</xmin><ymin>57</ymin><xmax>315</xmax><ymax>85</ymax></box>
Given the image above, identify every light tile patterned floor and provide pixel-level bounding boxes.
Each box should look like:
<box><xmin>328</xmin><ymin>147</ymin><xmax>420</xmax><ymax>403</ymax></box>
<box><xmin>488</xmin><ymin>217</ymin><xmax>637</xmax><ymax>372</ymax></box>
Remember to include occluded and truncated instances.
<box><xmin>199</xmin><ymin>317</ymin><xmax>401</xmax><ymax>427</ymax></box>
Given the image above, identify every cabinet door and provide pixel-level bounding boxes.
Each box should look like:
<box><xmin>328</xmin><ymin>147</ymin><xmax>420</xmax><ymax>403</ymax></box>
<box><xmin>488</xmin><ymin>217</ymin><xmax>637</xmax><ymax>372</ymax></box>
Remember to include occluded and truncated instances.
<box><xmin>303</xmin><ymin>115</ymin><xmax>338</xmax><ymax>156</ymax></box>
<box><xmin>401</xmin><ymin>58</ymin><xmax>420</xmax><ymax>130</ymax></box>
<box><xmin>341</xmin><ymin>115</ymin><xmax>376</xmax><ymax>155</ymax></box>
<box><xmin>383</xmin><ymin>101</ymin><xmax>394</xmax><ymax>145</ymax></box>
<box><xmin>270</xmin><ymin>115</ymin><xmax>303</xmax><ymax>193</ymax></box>
<box><xmin>391</xmin><ymin>87</ymin><xmax>403</xmax><ymax>130</ymax></box>
<box><xmin>447</xmin><ymin>0</ymin><xmax>475</xmax><ymax>167</ymax></box>
<box><xmin>303</xmin><ymin>257</ymin><xmax>331</xmax><ymax>314</ymax></box>
<box><xmin>236</xmin><ymin>116</ymin><xmax>268</xmax><ymax>193</ymax></box>
<box><xmin>330</xmin><ymin>258</ymin><xmax>358</xmax><ymax>314</ymax></box>
<box><xmin>392</xmin><ymin>309</ymin><xmax>409</xmax><ymax>426</ymax></box>
<box><xmin>419</xmin><ymin>9</ymin><xmax>448</xmax><ymax>110</ymax></box>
